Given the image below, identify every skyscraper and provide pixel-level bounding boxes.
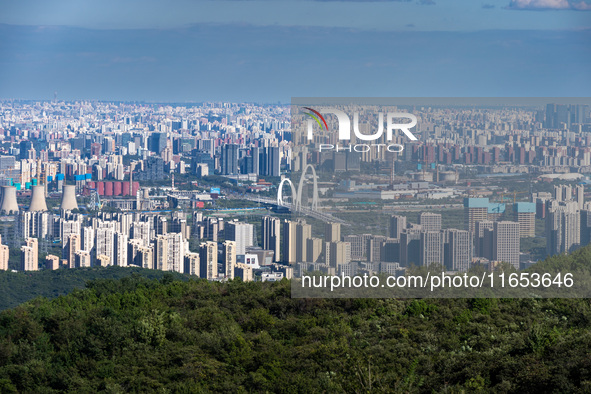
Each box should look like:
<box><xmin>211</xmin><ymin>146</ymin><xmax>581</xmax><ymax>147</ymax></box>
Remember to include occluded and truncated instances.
<box><xmin>225</xmin><ymin>221</ymin><xmax>254</xmax><ymax>255</ymax></box>
<box><xmin>0</xmin><ymin>235</ymin><xmax>8</xmax><ymax>271</ymax></box>
<box><xmin>184</xmin><ymin>252</ymin><xmax>199</xmax><ymax>276</ymax></box>
<box><xmin>199</xmin><ymin>241</ymin><xmax>218</xmax><ymax>279</ymax></box>
<box><xmin>221</xmin><ymin>144</ymin><xmax>240</xmax><ymax>175</ymax></box>
<box><xmin>222</xmin><ymin>240</ymin><xmax>237</xmax><ymax>279</ymax></box>
<box><xmin>296</xmin><ymin>221</ymin><xmax>312</xmax><ymax>263</ymax></box>
<box><xmin>154</xmin><ymin>234</ymin><xmax>168</xmax><ymax>271</ymax></box>
<box><xmin>514</xmin><ymin>202</ymin><xmax>536</xmax><ymax>238</ymax></box>
<box><xmin>21</xmin><ymin>237</ymin><xmax>38</xmax><ymax>271</ymax></box>
<box><xmin>328</xmin><ymin>241</ymin><xmax>351</xmax><ymax>269</ymax></box>
<box><xmin>464</xmin><ymin>198</ymin><xmax>489</xmax><ymax>233</ymax></box>
<box><xmin>400</xmin><ymin>229</ymin><xmax>421</xmax><ymax>267</ymax></box>
<box><xmin>325</xmin><ymin>222</ymin><xmax>341</xmax><ymax>243</ymax></box>
<box><xmin>166</xmin><ymin>232</ymin><xmax>186</xmax><ymax>273</ymax></box>
<box><xmin>75</xmin><ymin>250</ymin><xmax>91</xmax><ymax>268</ymax></box>
<box><xmin>114</xmin><ymin>232</ymin><xmax>129</xmax><ymax>266</ymax></box>
<box><xmin>474</xmin><ymin>220</ymin><xmax>494</xmax><ymax>258</ymax></box>
<box><xmin>306</xmin><ymin>238</ymin><xmax>323</xmax><ymax>263</ymax></box>
<box><xmin>95</xmin><ymin>228</ymin><xmax>114</xmax><ymax>267</ymax></box>
<box><xmin>261</xmin><ymin>146</ymin><xmax>280</xmax><ymax>177</ymax></box>
<box><xmin>493</xmin><ymin>221</ymin><xmax>520</xmax><ymax>269</ymax></box>
<box><xmin>420</xmin><ymin>231</ymin><xmax>444</xmax><ymax>267</ymax></box>
<box><xmin>66</xmin><ymin>233</ymin><xmax>81</xmax><ymax>268</ymax></box>
<box><xmin>282</xmin><ymin>220</ymin><xmax>297</xmax><ymax>264</ymax></box>
<box><xmin>389</xmin><ymin>215</ymin><xmax>407</xmax><ymax>239</ymax></box>
<box><xmin>445</xmin><ymin>229</ymin><xmax>471</xmax><ymax>272</ymax></box>
<box><xmin>546</xmin><ymin>202</ymin><xmax>580</xmax><ymax>256</ymax></box>
<box><xmin>262</xmin><ymin>216</ymin><xmax>280</xmax><ymax>262</ymax></box>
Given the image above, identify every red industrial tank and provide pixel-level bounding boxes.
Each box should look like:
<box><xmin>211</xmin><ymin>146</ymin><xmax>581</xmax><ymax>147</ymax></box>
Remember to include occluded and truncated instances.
<box><xmin>122</xmin><ymin>182</ymin><xmax>130</xmax><ymax>196</ymax></box>
<box><xmin>105</xmin><ymin>181</ymin><xmax>113</xmax><ymax>196</ymax></box>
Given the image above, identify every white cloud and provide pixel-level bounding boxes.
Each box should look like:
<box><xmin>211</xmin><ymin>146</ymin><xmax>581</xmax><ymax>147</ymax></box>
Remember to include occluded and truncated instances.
<box><xmin>507</xmin><ymin>0</ymin><xmax>591</xmax><ymax>9</ymax></box>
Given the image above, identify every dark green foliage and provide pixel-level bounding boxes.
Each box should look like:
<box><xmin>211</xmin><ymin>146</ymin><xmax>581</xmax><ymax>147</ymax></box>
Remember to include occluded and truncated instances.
<box><xmin>0</xmin><ymin>267</ymin><xmax>189</xmax><ymax>310</ymax></box>
<box><xmin>0</xmin><ymin>275</ymin><xmax>590</xmax><ymax>392</ymax></box>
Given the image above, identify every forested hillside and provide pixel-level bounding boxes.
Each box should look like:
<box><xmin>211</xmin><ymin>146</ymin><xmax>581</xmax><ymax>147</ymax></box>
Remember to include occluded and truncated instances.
<box><xmin>0</xmin><ymin>274</ymin><xmax>591</xmax><ymax>392</ymax></box>
<box><xmin>0</xmin><ymin>267</ymin><xmax>189</xmax><ymax>310</ymax></box>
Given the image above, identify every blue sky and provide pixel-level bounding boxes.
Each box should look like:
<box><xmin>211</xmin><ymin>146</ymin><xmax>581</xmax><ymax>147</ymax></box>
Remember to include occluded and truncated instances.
<box><xmin>0</xmin><ymin>0</ymin><xmax>589</xmax><ymax>102</ymax></box>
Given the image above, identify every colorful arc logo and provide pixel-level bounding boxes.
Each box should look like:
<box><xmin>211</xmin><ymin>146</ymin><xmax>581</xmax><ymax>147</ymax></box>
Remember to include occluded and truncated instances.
<box><xmin>303</xmin><ymin>107</ymin><xmax>328</xmax><ymax>131</ymax></box>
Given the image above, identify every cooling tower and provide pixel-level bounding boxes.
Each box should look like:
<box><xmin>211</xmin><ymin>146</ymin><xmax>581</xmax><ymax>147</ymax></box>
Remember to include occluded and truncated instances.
<box><xmin>60</xmin><ymin>185</ymin><xmax>78</xmax><ymax>211</ymax></box>
<box><xmin>0</xmin><ymin>186</ymin><xmax>19</xmax><ymax>214</ymax></box>
<box><xmin>28</xmin><ymin>185</ymin><xmax>48</xmax><ymax>212</ymax></box>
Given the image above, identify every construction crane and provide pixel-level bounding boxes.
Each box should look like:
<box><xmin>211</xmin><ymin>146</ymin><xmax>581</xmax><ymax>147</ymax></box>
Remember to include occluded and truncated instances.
<box><xmin>499</xmin><ymin>191</ymin><xmax>530</xmax><ymax>204</ymax></box>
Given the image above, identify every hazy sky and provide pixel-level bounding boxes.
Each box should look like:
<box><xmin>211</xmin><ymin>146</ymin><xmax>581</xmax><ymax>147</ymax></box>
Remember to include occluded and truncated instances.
<box><xmin>0</xmin><ymin>0</ymin><xmax>589</xmax><ymax>102</ymax></box>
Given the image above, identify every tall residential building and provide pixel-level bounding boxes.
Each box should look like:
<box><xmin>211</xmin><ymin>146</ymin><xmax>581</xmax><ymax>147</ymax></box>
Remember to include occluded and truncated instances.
<box><xmin>260</xmin><ymin>146</ymin><xmax>280</xmax><ymax>177</ymax></box>
<box><xmin>546</xmin><ymin>202</ymin><xmax>580</xmax><ymax>256</ymax></box>
<box><xmin>171</xmin><ymin>215</ymin><xmax>188</xmax><ymax>239</ymax></box>
<box><xmin>445</xmin><ymin>229</ymin><xmax>472</xmax><ymax>272</ymax></box>
<box><xmin>282</xmin><ymin>220</ymin><xmax>297</xmax><ymax>264</ymax></box>
<box><xmin>66</xmin><ymin>233</ymin><xmax>81</xmax><ymax>268</ymax></box>
<box><xmin>306</xmin><ymin>238</ymin><xmax>323</xmax><ymax>263</ymax></box>
<box><xmin>389</xmin><ymin>215</ymin><xmax>407</xmax><ymax>239</ymax></box>
<box><xmin>75</xmin><ymin>250</ymin><xmax>92</xmax><ymax>268</ymax></box>
<box><xmin>184</xmin><ymin>252</ymin><xmax>199</xmax><ymax>276</ymax></box>
<box><xmin>205</xmin><ymin>218</ymin><xmax>219</xmax><ymax>242</ymax></box>
<box><xmin>328</xmin><ymin>241</ymin><xmax>351</xmax><ymax>268</ymax></box>
<box><xmin>325</xmin><ymin>222</ymin><xmax>341</xmax><ymax>243</ymax></box>
<box><xmin>45</xmin><ymin>254</ymin><xmax>60</xmax><ymax>270</ymax></box>
<box><xmin>95</xmin><ymin>228</ymin><xmax>114</xmax><ymax>266</ymax></box>
<box><xmin>420</xmin><ymin>231</ymin><xmax>444</xmax><ymax>267</ymax></box>
<box><xmin>222</xmin><ymin>240</ymin><xmax>237</xmax><ymax>279</ymax></box>
<box><xmin>514</xmin><ymin>202</ymin><xmax>536</xmax><ymax>238</ymax></box>
<box><xmin>235</xmin><ymin>263</ymin><xmax>254</xmax><ymax>281</ymax></box>
<box><xmin>492</xmin><ymin>221</ymin><xmax>520</xmax><ymax>269</ymax></box>
<box><xmin>419</xmin><ymin>213</ymin><xmax>442</xmax><ymax>232</ymax></box>
<box><xmin>113</xmin><ymin>232</ymin><xmax>129</xmax><ymax>267</ymax></box>
<box><xmin>21</xmin><ymin>238</ymin><xmax>38</xmax><ymax>271</ymax></box>
<box><xmin>199</xmin><ymin>241</ymin><xmax>218</xmax><ymax>279</ymax></box>
<box><xmin>262</xmin><ymin>216</ymin><xmax>280</xmax><ymax>262</ymax></box>
<box><xmin>580</xmin><ymin>209</ymin><xmax>591</xmax><ymax>246</ymax></box>
<box><xmin>167</xmin><ymin>232</ymin><xmax>186</xmax><ymax>273</ymax></box>
<box><xmin>154</xmin><ymin>216</ymin><xmax>168</xmax><ymax>236</ymax></box>
<box><xmin>19</xmin><ymin>211</ymin><xmax>51</xmax><ymax>239</ymax></box>
<box><xmin>474</xmin><ymin>220</ymin><xmax>494</xmax><ymax>258</ymax></box>
<box><xmin>400</xmin><ymin>229</ymin><xmax>421</xmax><ymax>266</ymax></box>
<box><xmin>131</xmin><ymin>221</ymin><xmax>151</xmax><ymax>246</ymax></box>
<box><xmin>464</xmin><ymin>198</ymin><xmax>489</xmax><ymax>233</ymax></box>
<box><xmin>0</xmin><ymin>235</ymin><xmax>9</xmax><ymax>271</ymax></box>
<box><xmin>154</xmin><ymin>235</ymin><xmax>168</xmax><ymax>271</ymax></box>
<box><xmin>344</xmin><ymin>234</ymin><xmax>372</xmax><ymax>260</ymax></box>
<box><xmin>225</xmin><ymin>221</ymin><xmax>254</xmax><ymax>255</ymax></box>
<box><xmin>138</xmin><ymin>245</ymin><xmax>154</xmax><ymax>270</ymax></box>
<box><xmin>553</xmin><ymin>184</ymin><xmax>584</xmax><ymax>209</ymax></box>
<box><xmin>575</xmin><ymin>185</ymin><xmax>585</xmax><ymax>209</ymax></box>
<box><xmin>367</xmin><ymin>235</ymin><xmax>387</xmax><ymax>263</ymax></box>
<box><xmin>82</xmin><ymin>227</ymin><xmax>95</xmax><ymax>265</ymax></box>
<box><xmin>221</xmin><ymin>144</ymin><xmax>240</xmax><ymax>175</ymax></box>
<box><xmin>61</xmin><ymin>219</ymin><xmax>81</xmax><ymax>258</ymax></box>
<box><xmin>296</xmin><ymin>221</ymin><xmax>312</xmax><ymax>263</ymax></box>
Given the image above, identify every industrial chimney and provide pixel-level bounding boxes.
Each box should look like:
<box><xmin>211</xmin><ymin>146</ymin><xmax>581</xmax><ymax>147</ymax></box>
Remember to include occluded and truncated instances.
<box><xmin>29</xmin><ymin>185</ymin><xmax>48</xmax><ymax>212</ymax></box>
<box><xmin>0</xmin><ymin>186</ymin><xmax>19</xmax><ymax>214</ymax></box>
<box><xmin>60</xmin><ymin>185</ymin><xmax>78</xmax><ymax>211</ymax></box>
